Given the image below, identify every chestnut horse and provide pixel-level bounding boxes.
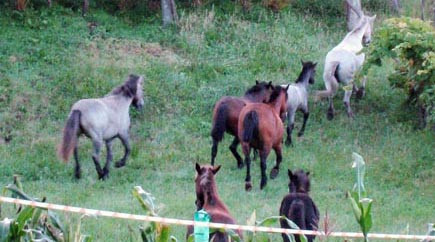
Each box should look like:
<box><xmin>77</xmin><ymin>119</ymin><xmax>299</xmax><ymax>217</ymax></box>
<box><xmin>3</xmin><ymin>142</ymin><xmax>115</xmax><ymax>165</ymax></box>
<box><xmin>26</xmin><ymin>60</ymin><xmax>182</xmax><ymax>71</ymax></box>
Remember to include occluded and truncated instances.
<box><xmin>187</xmin><ymin>163</ymin><xmax>242</xmax><ymax>241</ymax></box>
<box><xmin>280</xmin><ymin>169</ymin><xmax>319</xmax><ymax>242</ymax></box>
<box><xmin>238</xmin><ymin>85</ymin><xmax>289</xmax><ymax>191</ymax></box>
<box><xmin>211</xmin><ymin>81</ymin><xmax>274</xmax><ymax>167</ymax></box>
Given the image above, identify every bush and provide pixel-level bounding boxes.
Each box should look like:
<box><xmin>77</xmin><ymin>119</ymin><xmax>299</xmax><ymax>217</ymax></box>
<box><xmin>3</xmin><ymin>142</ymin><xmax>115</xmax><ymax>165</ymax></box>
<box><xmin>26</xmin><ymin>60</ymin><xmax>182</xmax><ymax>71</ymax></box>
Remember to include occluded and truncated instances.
<box><xmin>289</xmin><ymin>0</ymin><xmax>389</xmax><ymax>17</ymax></box>
<box><xmin>364</xmin><ymin>17</ymin><xmax>435</xmax><ymax>128</ymax></box>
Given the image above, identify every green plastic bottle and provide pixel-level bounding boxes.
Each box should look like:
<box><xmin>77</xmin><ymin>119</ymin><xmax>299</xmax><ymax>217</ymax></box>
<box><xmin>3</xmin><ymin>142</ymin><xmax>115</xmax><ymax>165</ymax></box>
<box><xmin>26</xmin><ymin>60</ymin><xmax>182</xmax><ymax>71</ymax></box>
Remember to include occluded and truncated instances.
<box><xmin>194</xmin><ymin>209</ymin><xmax>210</xmax><ymax>242</ymax></box>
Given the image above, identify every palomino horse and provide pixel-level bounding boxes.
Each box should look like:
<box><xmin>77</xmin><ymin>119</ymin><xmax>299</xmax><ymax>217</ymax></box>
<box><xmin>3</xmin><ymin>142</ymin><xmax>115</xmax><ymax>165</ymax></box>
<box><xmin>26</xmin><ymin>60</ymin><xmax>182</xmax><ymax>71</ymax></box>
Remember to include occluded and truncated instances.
<box><xmin>238</xmin><ymin>85</ymin><xmax>289</xmax><ymax>191</ymax></box>
<box><xmin>211</xmin><ymin>81</ymin><xmax>274</xmax><ymax>167</ymax></box>
<box><xmin>280</xmin><ymin>169</ymin><xmax>319</xmax><ymax>242</ymax></box>
<box><xmin>282</xmin><ymin>61</ymin><xmax>317</xmax><ymax>146</ymax></box>
<box><xmin>316</xmin><ymin>0</ymin><xmax>376</xmax><ymax>120</ymax></box>
<box><xmin>58</xmin><ymin>74</ymin><xmax>144</xmax><ymax>180</ymax></box>
<box><xmin>186</xmin><ymin>163</ymin><xmax>243</xmax><ymax>241</ymax></box>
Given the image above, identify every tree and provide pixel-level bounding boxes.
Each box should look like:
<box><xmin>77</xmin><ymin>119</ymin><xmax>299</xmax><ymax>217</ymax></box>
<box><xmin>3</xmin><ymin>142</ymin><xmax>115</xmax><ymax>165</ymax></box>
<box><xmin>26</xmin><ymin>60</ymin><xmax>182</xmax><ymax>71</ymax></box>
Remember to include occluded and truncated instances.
<box><xmin>161</xmin><ymin>0</ymin><xmax>178</xmax><ymax>26</ymax></box>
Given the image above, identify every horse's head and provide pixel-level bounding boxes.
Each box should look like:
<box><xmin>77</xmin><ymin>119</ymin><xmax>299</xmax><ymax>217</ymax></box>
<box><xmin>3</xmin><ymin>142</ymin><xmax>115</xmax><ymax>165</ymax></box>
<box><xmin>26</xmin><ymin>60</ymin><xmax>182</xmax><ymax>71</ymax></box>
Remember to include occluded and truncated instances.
<box><xmin>131</xmin><ymin>75</ymin><xmax>145</xmax><ymax>110</ymax></box>
<box><xmin>245</xmin><ymin>80</ymin><xmax>274</xmax><ymax>103</ymax></box>
<box><xmin>300</xmin><ymin>60</ymin><xmax>317</xmax><ymax>85</ymax></box>
<box><xmin>362</xmin><ymin>15</ymin><xmax>376</xmax><ymax>46</ymax></box>
<box><xmin>288</xmin><ymin>169</ymin><xmax>311</xmax><ymax>193</ymax></box>
<box><xmin>195</xmin><ymin>163</ymin><xmax>221</xmax><ymax>208</ymax></box>
<box><xmin>346</xmin><ymin>0</ymin><xmax>376</xmax><ymax>47</ymax></box>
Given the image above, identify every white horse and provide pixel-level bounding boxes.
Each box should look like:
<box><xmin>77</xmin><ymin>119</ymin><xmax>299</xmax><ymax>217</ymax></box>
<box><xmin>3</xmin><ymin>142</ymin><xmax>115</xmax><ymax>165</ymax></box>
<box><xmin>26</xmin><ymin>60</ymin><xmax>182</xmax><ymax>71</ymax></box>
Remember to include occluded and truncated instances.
<box><xmin>58</xmin><ymin>74</ymin><xmax>144</xmax><ymax>180</ymax></box>
<box><xmin>281</xmin><ymin>61</ymin><xmax>317</xmax><ymax>146</ymax></box>
<box><xmin>316</xmin><ymin>1</ymin><xmax>375</xmax><ymax>120</ymax></box>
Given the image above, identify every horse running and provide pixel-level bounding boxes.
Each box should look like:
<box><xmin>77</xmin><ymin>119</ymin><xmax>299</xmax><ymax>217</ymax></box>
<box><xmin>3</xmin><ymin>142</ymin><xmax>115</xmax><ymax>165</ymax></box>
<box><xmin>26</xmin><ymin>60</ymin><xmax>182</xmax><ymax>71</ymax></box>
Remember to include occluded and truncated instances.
<box><xmin>282</xmin><ymin>61</ymin><xmax>317</xmax><ymax>146</ymax></box>
<box><xmin>187</xmin><ymin>163</ymin><xmax>242</xmax><ymax>241</ymax></box>
<box><xmin>211</xmin><ymin>81</ymin><xmax>274</xmax><ymax>167</ymax></box>
<box><xmin>280</xmin><ymin>169</ymin><xmax>319</xmax><ymax>242</ymax></box>
<box><xmin>58</xmin><ymin>74</ymin><xmax>144</xmax><ymax>179</ymax></box>
<box><xmin>238</xmin><ymin>85</ymin><xmax>289</xmax><ymax>191</ymax></box>
<box><xmin>316</xmin><ymin>0</ymin><xmax>376</xmax><ymax>119</ymax></box>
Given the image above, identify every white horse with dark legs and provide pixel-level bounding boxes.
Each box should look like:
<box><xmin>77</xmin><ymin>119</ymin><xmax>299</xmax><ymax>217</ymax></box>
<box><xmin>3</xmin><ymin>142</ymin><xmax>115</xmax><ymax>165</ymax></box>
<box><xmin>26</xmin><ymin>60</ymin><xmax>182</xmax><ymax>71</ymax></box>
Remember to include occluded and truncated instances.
<box><xmin>58</xmin><ymin>74</ymin><xmax>144</xmax><ymax>180</ymax></box>
<box><xmin>316</xmin><ymin>0</ymin><xmax>375</xmax><ymax>120</ymax></box>
<box><xmin>281</xmin><ymin>61</ymin><xmax>317</xmax><ymax>146</ymax></box>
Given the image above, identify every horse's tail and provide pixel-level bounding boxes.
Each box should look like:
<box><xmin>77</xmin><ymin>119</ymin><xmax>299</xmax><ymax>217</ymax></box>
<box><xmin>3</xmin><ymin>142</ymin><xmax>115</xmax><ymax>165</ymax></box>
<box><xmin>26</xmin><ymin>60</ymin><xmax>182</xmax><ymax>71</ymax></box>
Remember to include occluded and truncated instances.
<box><xmin>316</xmin><ymin>61</ymin><xmax>339</xmax><ymax>99</ymax></box>
<box><xmin>289</xmin><ymin>199</ymin><xmax>306</xmax><ymax>242</ymax></box>
<box><xmin>242</xmin><ymin>111</ymin><xmax>259</xmax><ymax>143</ymax></box>
<box><xmin>58</xmin><ymin>110</ymin><xmax>81</xmax><ymax>163</ymax></box>
<box><xmin>211</xmin><ymin>103</ymin><xmax>229</xmax><ymax>142</ymax></box>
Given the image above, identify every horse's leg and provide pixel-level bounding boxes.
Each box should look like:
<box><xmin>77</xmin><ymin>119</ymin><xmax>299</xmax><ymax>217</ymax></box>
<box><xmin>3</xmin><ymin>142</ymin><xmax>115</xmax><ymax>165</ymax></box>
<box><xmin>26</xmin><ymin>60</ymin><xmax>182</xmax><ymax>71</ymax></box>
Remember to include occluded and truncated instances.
<box><xmin>343</xmin><ymin>89</ymin><xmax>354</xmax><ymax>118</ymax></box>
<box><xmin>356</xmin><ymin>76</ymin><xmax>367</xmax><ymax>100</ymax></box>
<box><xmin>327</xmin><ymin>96</ymin><xmax>335</xmax><ymax>120</ymax></box>
<box><xmin>73</xmin><ymin>146</ymin><xmax>81</xmax><ymax>179</ymax></box>
<box><xmin>115</xmin><ymin>133</ymin><xmax>130</xmax><ymax>168</ymax></box>
<box><xmin>211</xmin><ymin>138</ymin><xmax>218</xmax><ymax>166</ymax></box>
<box><xmin>298</xmin><ymin>108</ymin><xmax>309</xmax><ymax>137</ymax></box>
<box><xmin>259</xmin><ymin>148</ymin><xmax>270</xmax><ymax>189</ymax></box>
<box><xmin>270</xmin><ymin>145</ymin><xmax>282</xmax><ymax>179</ymax></box>
<box><xmin>91</xmin><ymin>138</ymin><xmax>104</xmax><ymax>179</ymax></box>
<box><xmin>253</xmin><ymin>149</ymin><xmax>258</xmax><ymax>161</ymax></box>
<box><xmin>242</xmin><ymin>143</ymin><xmax>252</xmax><ymax>191</ymax></box>
<box><xmin>285</xmin><ymin>109</ymin><xmax>296</xmax><ymax>146</ymax></box>
<box><xmin>229</xmin><ymin>137</ymin><xmax>244</xmax><ymax>169</ymax></box>
<box><xmin>101</xmin><ymin>139</ymin><xmax>114</xmax><ymax>180</ymax></box>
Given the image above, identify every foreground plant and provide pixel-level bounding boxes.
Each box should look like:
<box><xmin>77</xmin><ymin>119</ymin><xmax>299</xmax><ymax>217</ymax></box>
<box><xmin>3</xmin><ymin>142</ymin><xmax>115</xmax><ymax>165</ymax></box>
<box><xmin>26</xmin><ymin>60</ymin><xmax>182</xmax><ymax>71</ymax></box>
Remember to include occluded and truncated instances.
<box><xmin>133</xmin><ymin>186</ymin><xmax>178</xmax><ymax>242</ymax></box>
<box><xmin>347</xmin><ymin>153</ymin><xmax>373</xmax><ymax>242</ymax></box>
<box><xmin>0</xmin><ymin>175</ymin><xmax>92</xmax><ymax>242</ymax></box>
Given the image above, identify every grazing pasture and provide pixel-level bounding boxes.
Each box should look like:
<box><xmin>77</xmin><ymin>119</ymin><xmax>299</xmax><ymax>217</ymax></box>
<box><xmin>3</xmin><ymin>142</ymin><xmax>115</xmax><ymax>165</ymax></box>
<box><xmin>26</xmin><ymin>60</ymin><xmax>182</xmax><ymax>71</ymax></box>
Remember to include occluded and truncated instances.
<box><xmin>0</xmin><ymin>5</ymin><xmax>434</xmax><ymax>241</ymax></box>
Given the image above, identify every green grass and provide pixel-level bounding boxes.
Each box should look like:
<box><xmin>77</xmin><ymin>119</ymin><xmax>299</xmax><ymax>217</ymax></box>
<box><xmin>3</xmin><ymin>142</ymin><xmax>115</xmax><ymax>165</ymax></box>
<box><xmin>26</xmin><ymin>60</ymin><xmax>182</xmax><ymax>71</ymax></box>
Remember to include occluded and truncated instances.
<box><xmin>0</xmin><ymin>4</ymin><xmax>434</xmax><ymax>241</ymax></box>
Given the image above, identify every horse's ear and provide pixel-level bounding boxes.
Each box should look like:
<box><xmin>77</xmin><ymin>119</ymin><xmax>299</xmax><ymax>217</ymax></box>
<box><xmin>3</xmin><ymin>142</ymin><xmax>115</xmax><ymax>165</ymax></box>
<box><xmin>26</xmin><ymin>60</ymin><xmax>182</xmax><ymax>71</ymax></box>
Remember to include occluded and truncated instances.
<box><xmin>195</xmin><ymin>163</ymin><xmax>202</xmax><ymax>174</ymax></box>
<box><xmin>268</xmin><ymin>81</ymin><xmax>272</xmax><ymax>88</ymax></box>
<box><xmin>300</xmin><ymin>59</ymin><xmax>304</xmax><ymax>65</ymax></box>
<box><xmin>285</xmin><ymin>84</ymin><xmax>290</xmax><ymax>91</ymax></box>
<box><xmin>288</xmin><ymin>169</ymin><xmax>293</xmax><ymax>179</ymax></box>
<box><xmin>306</xmin><ymin>171</ymin><xmax>310</xmax><ymax>176</ymax></box>
<box><xmin>212</xmin><ymin>165</ymin><xmax>221</xmax><ymax>174</ymax></box>
<box><xmin>256</xmin><ymin>80</ymin><xmax>259</xmax><ymax>85</ymax></box>
<box><xmin>313</xmin><ymin>62</ymin><xmax>317</xmax><ymax>67</ymax></box>
<box><xmin>370</xmin><ymin>15</ymin><xmax>376</xmax><ymax>22</ymax></box>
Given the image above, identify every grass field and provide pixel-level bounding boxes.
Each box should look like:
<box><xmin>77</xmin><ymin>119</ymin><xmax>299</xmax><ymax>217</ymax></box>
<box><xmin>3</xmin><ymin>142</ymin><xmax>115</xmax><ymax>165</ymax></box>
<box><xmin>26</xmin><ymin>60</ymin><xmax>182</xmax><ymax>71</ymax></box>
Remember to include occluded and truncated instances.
<box><xmin>0</xmin><ymin>4</ymin><xmax>434</xmax><ymax>241</ymax></box>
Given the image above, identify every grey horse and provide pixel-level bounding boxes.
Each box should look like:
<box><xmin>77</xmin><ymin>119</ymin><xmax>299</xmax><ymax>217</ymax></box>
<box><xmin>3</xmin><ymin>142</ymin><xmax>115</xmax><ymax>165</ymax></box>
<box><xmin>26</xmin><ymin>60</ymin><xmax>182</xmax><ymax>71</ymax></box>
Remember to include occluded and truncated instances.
<box><xmin>58</xmin><ymin>74</ymin><xmax>144</xmax><ymax>179</ymax></box>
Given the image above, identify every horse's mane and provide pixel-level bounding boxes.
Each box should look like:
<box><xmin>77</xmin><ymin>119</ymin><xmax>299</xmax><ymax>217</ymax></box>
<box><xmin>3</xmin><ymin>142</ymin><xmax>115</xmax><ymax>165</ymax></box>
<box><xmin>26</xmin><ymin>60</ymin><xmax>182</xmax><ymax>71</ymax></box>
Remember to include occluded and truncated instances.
<box><xmin>268</xmin><ymin>85</ymin><xmax>285</xmax><ymax>103</ymax></box>
<box><xmin>295</xmin><ymin>62</ymin><xmax>316</xmax><ymax>83</ymax></box>
<box><xmin>199</xmin><ymin>172</ymin><xmax>218</xmax><ymax>206</ymax></box>
<box><xmin>110</xmin><ymin>74</ymin><xmax>140</xmax><ymax>98</ymax></box>
<box><xmin>244</xmin><ymin>81</ymin><xmax>269</xmax><ymax>95</ymax></box>
<box><xmin>349</xmin><ymin>17</ymin><xmax>368</xmax><ymax>35</ymax></box>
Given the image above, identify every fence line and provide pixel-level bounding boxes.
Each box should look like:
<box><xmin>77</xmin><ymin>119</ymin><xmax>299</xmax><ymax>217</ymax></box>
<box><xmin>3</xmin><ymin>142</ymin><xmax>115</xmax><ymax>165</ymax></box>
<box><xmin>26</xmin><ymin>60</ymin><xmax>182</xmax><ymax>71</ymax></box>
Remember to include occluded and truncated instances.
<box><xmin>1</xmin><ymin>196</ymin><xmax>434</xmax><ymax>240</ymax></box>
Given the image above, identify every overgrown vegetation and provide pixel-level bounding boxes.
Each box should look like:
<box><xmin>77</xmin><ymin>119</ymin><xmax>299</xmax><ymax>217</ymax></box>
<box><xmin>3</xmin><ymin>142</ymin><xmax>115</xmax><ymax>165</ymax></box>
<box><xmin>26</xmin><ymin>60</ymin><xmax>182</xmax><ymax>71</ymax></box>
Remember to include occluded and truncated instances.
<box><xmin>0</xmin><ymin>2</ymin><xmax>434</xmax><ymax>241</ymax></box>
<box><xmin>365</xmin><ymin>17</ymin><xmax>435</xmax><ymax>128</ymax></box>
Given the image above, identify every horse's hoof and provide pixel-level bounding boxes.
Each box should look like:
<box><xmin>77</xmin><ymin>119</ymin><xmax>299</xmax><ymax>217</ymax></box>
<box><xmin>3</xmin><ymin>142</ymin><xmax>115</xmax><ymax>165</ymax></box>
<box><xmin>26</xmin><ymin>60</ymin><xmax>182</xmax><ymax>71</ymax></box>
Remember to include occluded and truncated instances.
<box><xmin>74</xmin><ymin>172</ymin><xmax>81</xmax><ymax>179</ymax></box>
<box><xmin>297</xmin><ymin>132</ymin><xmax>304</xmax><ymax>137</ymax></box>
<box><xmin>285</xmin><ymin>139</ymin><xmax>293</xmax><ymax>147</ymax></box>
<box><xmin>260</xmin><ymin>180</ymin><xmax>267</xmax><ymax>190</ymax></box>
<box><xmin>115</xmin><ymin>161</ymin><xmax>126</xmax><ymax>168</ymax></box>
<box><xmin>237</xmin><ymin>162</ymin><xmax>244</xmax><ymax>169</ymax></box>
<box><xmin>347</xmin><ymin>112</ymin><xmax>355</xmax><ymax>119</ymax></box>
<box><xmin>270</xmin><ymin>168</ymin><xmax>279</xmax><ymax>179</ymax></box>
<box><xmin>356</xmin><ymin>88</ymin><xmax>365</xmax><ymax>100</ymax></box>
<box><xmin>327</xmin><ymin>111</ymin><xmax>334</xmax><ymax>120</ymax></box>
<box><xmin>245</xmin><ymin>182</ymin><xmax>252</xmax><ymax>191</ymax></box>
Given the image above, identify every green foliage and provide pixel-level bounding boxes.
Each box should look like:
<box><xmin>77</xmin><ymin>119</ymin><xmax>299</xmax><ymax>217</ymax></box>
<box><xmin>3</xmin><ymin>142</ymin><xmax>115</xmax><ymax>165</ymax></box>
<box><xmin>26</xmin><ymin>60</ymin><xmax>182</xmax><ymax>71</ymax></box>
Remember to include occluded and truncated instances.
<box><xmin>0</xmin><ymin>176</ymin><xmax>93</xmax><ymax>242</ymax></box>
<box><xmin>347</xmin><ymin>153</ymin><xmax>373</xmax><ymax>242</ymax></box>
<box><xmin>289</xmin><ymin>0</ymin><xmax>389</xmax><ymax>17</ymax></box>
<box><xmin>133</xmin><ymin>186</ymin><xmax>178</xmax><ymax>242</ymax></box>
<box><xmin>364</xmin><ymin>17</ymin><xmax>435</xmax><ymax>127</ymax></box>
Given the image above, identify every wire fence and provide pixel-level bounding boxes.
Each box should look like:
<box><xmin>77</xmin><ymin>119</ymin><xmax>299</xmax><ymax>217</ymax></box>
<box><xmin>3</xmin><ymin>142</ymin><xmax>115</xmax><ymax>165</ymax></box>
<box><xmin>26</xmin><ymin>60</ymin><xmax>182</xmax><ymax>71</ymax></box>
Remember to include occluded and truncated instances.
<box><xmin>1</xmin><ymin>196</ymin><xmax>434</xmax><ymax>241</ymax></box>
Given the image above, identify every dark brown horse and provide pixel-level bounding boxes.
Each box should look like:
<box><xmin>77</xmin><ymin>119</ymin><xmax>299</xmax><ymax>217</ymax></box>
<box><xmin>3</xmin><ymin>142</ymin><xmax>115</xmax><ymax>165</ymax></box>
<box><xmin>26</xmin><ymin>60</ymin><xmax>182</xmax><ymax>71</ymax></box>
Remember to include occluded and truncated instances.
<box><xmin>279</xmin><ymin>169</ymin><xmax>319</xmax><ymax>242</ymax></box>
<box><xmin>211</xmin><ymin>81</ymin><xmax>274</xmax><ymax>167</ymax></box>
<box><xmin>238</xmin><ymin>85</ymin><xmax>289</xmax><ymax>191</ymax></box>
<box><xmin>187</xmin><ymin>163</ymin><xmax>242</xmax><ymax>241</ymax></box>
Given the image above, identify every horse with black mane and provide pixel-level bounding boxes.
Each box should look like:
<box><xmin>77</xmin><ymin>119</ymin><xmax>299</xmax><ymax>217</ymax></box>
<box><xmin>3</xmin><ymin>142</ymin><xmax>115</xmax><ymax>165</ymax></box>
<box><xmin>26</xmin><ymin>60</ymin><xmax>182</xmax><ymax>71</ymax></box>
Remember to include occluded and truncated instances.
<box><xmin>58</xmin><ymin>74</ymin><xmax>144</xmax><ymax>180</ymax></box>
<box><xmin>238</xmin><ymin>85</ymin><xmax>289</xmax><ymax>190</ymax></box>
<box><xmin>187</xmin><ymin>163</ymin><xmax>242</xmax><ymax>241</ymax></box>
<box><xmin>280</xmin><ymin>169</ymin><xmax>319</xmax><ymax>242</ymax></box>
<box><xmin>211</xmin><ymin>81</ymin><xmax>274</xmax><ymax>167</ymax></box>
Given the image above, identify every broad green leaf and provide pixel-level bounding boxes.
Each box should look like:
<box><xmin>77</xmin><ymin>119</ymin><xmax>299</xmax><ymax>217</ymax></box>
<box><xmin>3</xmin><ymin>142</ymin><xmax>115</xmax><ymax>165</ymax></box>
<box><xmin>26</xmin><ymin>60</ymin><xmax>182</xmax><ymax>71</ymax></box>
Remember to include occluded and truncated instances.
<box><xmin>348</xmin><ymin>192</ymin><xmax>362</xmax><ymax>221</ymax></box>
<box><xmin>187</xmin><ymin>233</ymin><xmax>194</xmax><ymax>242</ymax></box>
<box><xmin>157</xmin><ymin>224</ymin><xmax>170</xmax><ymax>242</ymax></box>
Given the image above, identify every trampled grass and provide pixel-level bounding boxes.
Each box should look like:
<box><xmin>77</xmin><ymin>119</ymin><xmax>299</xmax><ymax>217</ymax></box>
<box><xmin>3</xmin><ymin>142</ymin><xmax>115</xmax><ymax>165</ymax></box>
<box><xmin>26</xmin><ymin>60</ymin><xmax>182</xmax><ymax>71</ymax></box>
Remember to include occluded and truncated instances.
<box><xmin>0</xmin><ymin>4</ymin><xmax>434</xmax><ymax>241</ymax></box>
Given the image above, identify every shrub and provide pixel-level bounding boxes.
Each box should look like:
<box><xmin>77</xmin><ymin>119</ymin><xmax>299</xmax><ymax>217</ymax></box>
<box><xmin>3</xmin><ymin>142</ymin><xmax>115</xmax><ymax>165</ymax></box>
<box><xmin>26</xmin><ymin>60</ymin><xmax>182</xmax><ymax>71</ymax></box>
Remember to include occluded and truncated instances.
<box><xmin>364</xmin><ymin>17</ymin><xmax>435</xmax><ymax>128</ymax></box>
<box><xmin>289</xmin><ymin>0</ymin><xmax>388</xmax><ymax>17</ymax></box>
